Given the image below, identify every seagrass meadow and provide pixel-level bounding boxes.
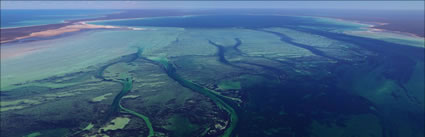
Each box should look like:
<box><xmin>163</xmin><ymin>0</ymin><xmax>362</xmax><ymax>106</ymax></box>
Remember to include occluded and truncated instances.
<box><xmin>1</xmin><ymin>14</ymin><xmax>424</xmax><ymax>137</ymax></box>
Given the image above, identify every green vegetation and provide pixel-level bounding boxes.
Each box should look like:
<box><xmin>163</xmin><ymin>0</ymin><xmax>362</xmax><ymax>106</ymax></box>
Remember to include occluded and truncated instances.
<box><xmin>98</xmin><ymin>49</ymin><xmax>155</xmax><ymax>137</ymax></box>
<box><xmin>149</xmin><ymin>57</ymin><xmax>238</xmax><ymax>137</ymax></box>
<box><xmin>164</xmin><ymin>115</ymin><xmax>200</xmax><ymax>137</ymax></box>
<box><xmin>100</xmin><ymin>117</ymin><xmax>131</xmax><ymax>132</ymax></box>
<box><xmin>2</xmin><ymin>15</ymin><xmax>424</xmax><ymax>137</ymax></box>
<box><xmin>218</xmin><ymin>80</ymin><xmax>241</xmax><ymax>90</ymax></box>
<box><xmin>23</xmin><ymin>132</ymin><xmax>41</xmax><ymax>137</ymax></box>
<box><xmin>83</xmin><ymin>123</ymin><xmax>94</xmax><ymax>131</ymax></box>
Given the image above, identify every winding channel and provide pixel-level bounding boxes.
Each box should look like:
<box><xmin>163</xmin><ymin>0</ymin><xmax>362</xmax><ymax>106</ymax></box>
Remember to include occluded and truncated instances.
<box><xmin>98</xmin><ymin>48</ymin><xmax>155</xmax><ymax>137</ymax></box>
<box><xmin>150</xmin><ymin>58</ymin><xmax>238</xmax><ymax>137</ymax></box>
<box><xmin>98</xmin><ymin>47</ymin><xmax>239</xmax><ymax>136</ymax></box>
<box><xmin>284</xmin><ymin>27</ymin><xmax>423</xmax><ymax>104</ymax></box>
<box><xmin>255</xmin><ymin>29</ymin><xmax>342</xmax><ymax>62</ymax></box>
<box><xmin>97</xmin><ymin>28</ymin><xmax>358</xmax><ymax>137</ymax></box>
<box><xmin>117</xmin><ymin>77</ymin><xmax>154</xmax><ymax>137</ymax></box>
<box><xmin>208</xmin><ymin>38</ymin><xmax>242</xmax><ymax>65</ymax></box>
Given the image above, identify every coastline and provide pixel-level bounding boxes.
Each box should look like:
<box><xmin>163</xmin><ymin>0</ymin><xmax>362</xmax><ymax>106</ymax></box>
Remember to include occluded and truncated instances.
<box><xmin>1</xmin><ymin>23</ymin><xmax>71</xmax><ymax>44</ymax></box>
<box><xmin>345</xmin><ymin>19</ymin><xmax>425</xmax><ymax>39</ymax></box>
<box><xmin>0</xmin><ymin>10</ymin><xmax>184</xmax><ymax>44</ymax></box>
<box><xmin>0</xmin><ymin>21</ymin><xmax>145</xmax><ymax>44</ymax></box>
<box><xmin>310</xmin><ymin>15</ymin><xmax>425</xmax><ymax>48</ymax></box>
<box><xmin>0</xmin><ymin>10</ymin><xmax>123</xmax><ymax>29</ymax></box>
<box><xmin>1</xmin><ymin>11</ymin><xmax>423</xmax><ymax>45</ymax></box>
<box><xmin>0</xmin><ymin>21</ymin><xmax>68</xmax><ymax>29</ymax></box>
<box><xmin>323</xmin><ymin>16</ymin><xmax>425</xmax><ymax>48</ymax></box>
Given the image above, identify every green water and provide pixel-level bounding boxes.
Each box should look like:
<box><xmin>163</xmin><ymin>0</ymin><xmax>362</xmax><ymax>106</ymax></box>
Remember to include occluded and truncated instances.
<box><xmin>150</xmin><ymin>57</ymin><xmax>238</xmax><ymax>137</ymax></box>
<box><xmin>120</xmin><ymin>103</ymin><xmax>155</xmax><ymax>137</ymax></box>
<box><xmin>117</xmin><ymin>76</ymin><xmax>154</xmax><ymax>137</ymax></box>
<box><xmin>2</xmin><ymin>14</ymin><xmax>424</xmax><ymax>137</ymax></box>
<box><xmin>99</xmin><ymin>48</ymin><xmax>155</xmax><ymax>137</ymax></box>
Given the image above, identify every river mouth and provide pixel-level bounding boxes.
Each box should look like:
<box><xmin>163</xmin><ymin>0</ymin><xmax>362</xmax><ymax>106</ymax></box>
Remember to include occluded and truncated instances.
<box><xmin>1</xmin><ymin>14</ymin><xmax>424</xmax><ymax>137</ymax></box>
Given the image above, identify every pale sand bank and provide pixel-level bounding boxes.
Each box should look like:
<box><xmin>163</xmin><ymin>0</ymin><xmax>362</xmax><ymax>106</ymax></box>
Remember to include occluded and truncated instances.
<box><xmin>0</xmin><ymin>21</ymin><xmax>145</xmax><ymax>44</ymax></box>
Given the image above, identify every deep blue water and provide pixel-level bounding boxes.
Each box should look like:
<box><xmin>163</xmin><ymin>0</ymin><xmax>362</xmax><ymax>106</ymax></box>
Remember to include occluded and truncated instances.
<box><xmin>94</xmin><ymin>14</ymin><xmax>362</xmax><ymax>30</ymax></box>
<box><xmin>1</xmin><ymin>13</ymin><xmax>423</xmax><ymax>137</ymax></box>
<box><xmin>95</xmin><ymin>15</ymin><xmax>424</xmax><ymax>137</ymax></box>
<box><xmin>0</xmin><ymin>10</ymin><xmax>116</xmax><ymax>28</ymax></box>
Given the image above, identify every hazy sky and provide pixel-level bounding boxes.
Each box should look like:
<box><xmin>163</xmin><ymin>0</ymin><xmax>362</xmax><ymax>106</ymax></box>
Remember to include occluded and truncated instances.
<box><xmin>1</xmin><ymin>1</ymin><xmax>424</xmax><ymax>10</ymax></box>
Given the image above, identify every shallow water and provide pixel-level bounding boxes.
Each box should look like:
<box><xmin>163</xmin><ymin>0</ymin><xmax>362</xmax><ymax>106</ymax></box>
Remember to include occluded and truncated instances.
<box><xmin>1</xmin><ymin>10</ymin><xmax>115</xmax><ymax>28</ymax></box>
<box><xmin>1</xmin><ymin>15</ymin><xmax>424</xmax><ymax>137</ymax></box>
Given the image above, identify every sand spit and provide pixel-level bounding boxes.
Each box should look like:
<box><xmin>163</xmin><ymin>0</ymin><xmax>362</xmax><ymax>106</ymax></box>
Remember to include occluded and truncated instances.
<box><xmin>0</xmin><ymin>22</ymin><xmax>145</xmax><ymax>44</ymax></box>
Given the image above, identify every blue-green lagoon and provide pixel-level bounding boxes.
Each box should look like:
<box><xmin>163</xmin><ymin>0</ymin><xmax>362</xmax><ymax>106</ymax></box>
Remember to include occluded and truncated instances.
<box><xmin>1</xmin><ymin>10</ymin><xmax>116</xmax><ymax>28</ymax></box>
<box><xmin>1</xmin><ymin>14</ymin><xmax>424</xmax><ymax>137</ymax></box>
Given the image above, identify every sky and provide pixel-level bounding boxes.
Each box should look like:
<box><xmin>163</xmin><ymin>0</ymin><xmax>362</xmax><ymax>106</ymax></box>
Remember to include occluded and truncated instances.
<box><xmin>1</xmin><ymin>1</ymin><xmax>424</xmax><ymax>10</ymax></box>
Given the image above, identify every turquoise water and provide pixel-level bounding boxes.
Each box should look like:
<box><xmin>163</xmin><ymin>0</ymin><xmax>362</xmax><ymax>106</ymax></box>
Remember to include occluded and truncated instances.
<box><xmin>92</xmin><ymin>14</ymin><xmax>366</xmax><ymax>29</ymax></box>
<box><xmin>1</xmin><ymin>14</ymin><xmax>423</xmax><ymax>137</ymax></box>
<box><xmin>0</xmin><ymin>10</ymin><xmax>117</xmax><ymax>28</ymax></box>
<box><xmin>93</xmin><ymin>15</ymin><xmax>424</xmax><ymax>137</ymax></box>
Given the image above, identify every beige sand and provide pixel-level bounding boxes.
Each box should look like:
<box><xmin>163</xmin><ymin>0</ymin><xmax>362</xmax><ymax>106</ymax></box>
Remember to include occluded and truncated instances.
<box><xmin>1</xmin><ymin>22</ymin><xmax>145</xmax><ymax>44</ymax></box>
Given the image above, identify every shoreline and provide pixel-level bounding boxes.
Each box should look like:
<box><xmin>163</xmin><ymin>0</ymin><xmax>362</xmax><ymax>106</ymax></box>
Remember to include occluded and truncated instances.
<box><xmin>88</xmin><ymin>14</ymin><xmax>425</xmax><ymax>40</ymax></box>
<box><xmin>0</xmin><ymin>21</ymin><xmax>145</xmax><ymax>44</ymax></box>
<box><xmin>0</xmin><ymin>10</ymin><xmax>183</xmax><ymax>44</ymax></box>
<box><xmin>317</xmin><ymin>16</ymin><xmax>424</xmax><ymax>38</ymax></box>
<box><xmin>348</xmin><ymin>19</ymin><xmax>425</xmax><ymax>39</ymax></box>
<box><xmin>311</xmin><ymin>15</ymin><xmax>425</xmax><ymax>39</ymax></box>
<box><xmin>0</xmin><ymin>10</ymin><xmax>123</xmax><ymax>29</ymax></box>
<box><xmin>1</xmin><ymin>13</ymin><xmax>423</xmax><ymax>44</ymax></box>
<box><xmin>0</xmin><ymin>21</ymin><xmax>68</xmax><ymax>29</ymax></box>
